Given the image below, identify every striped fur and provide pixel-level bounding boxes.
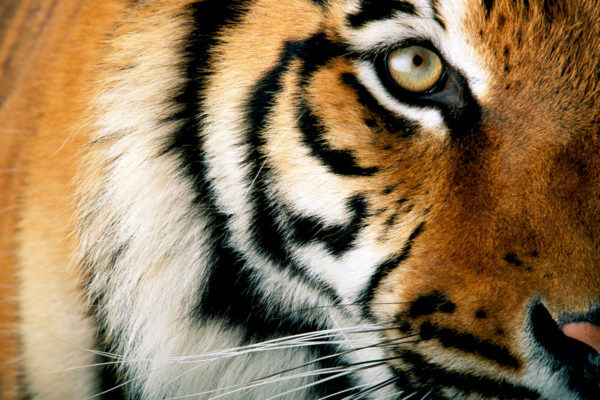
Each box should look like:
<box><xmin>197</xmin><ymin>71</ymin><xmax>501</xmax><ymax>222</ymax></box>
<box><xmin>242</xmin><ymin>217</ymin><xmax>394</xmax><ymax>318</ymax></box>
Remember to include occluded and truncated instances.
<box><xmin>2</xmin><ymin>0</ymin><xmax>600</xmax><ymax>399</ymax></box>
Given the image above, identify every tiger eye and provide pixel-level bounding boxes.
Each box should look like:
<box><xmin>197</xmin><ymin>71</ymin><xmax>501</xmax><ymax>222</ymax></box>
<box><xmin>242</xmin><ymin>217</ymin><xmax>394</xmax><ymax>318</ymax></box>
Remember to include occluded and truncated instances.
<box><xmin>387</xmin><ymin>46</ymin><xmax>443</xmax><ymax>93</ymax></box>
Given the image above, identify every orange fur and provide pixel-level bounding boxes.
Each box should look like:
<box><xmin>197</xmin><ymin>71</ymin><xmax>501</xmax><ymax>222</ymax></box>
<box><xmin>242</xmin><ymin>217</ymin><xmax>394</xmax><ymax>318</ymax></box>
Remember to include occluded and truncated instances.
<box><xmin>0</xmin><ymin>1</ymin><xmax>133</xmax><ymax>396</ymax></box>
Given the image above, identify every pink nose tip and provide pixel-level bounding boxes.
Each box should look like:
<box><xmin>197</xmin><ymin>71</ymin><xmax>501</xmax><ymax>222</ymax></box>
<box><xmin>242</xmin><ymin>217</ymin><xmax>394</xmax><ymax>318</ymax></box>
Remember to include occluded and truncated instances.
<box><xmin>562</xmin><ymin>322</ymin><xmax>600</xmax><ymax>354</ymax></box>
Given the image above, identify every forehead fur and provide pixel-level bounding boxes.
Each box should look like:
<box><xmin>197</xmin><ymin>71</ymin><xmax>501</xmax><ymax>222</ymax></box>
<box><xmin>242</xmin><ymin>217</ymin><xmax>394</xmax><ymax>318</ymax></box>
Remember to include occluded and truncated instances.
<box><xmin>472</xmin><ymin>0</ymin><xmax>600</xmax><ymax>99</ymax></box>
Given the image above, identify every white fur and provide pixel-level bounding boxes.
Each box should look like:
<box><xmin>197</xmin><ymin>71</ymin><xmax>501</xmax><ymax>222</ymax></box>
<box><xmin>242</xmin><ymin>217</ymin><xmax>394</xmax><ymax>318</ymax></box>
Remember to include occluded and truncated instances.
<box><xmin>343</xmin><ymin>0</ymin><xmax>490</xmax><ymax>113</ymax></box>
<box><xmin>355</xmin><ymin>60</ymin><xmax>448</xmax><ymax>135</ymax></box>
<box><xmin>293</xmin><ymin>238</ymin><xmax>388</xmax><ymax>304</ymax></box>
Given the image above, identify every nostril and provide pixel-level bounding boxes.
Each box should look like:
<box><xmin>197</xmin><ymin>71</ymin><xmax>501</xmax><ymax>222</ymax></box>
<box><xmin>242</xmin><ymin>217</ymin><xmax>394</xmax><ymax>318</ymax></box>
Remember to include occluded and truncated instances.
<box><xmin>530</xmin><ymin>303</ymin><xmax>600</xmax><ymax>397</ymax></box>
<box><xmin>563</xmin><ymin>323</ymin><xmax>600</xmax><ymax>355</ymax></box>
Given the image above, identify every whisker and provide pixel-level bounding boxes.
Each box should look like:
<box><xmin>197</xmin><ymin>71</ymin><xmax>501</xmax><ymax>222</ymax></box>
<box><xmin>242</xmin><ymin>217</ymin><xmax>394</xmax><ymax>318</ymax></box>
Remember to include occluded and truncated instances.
<box><xmin>166</xmin><ymin>356</ymin><xmax>396</xmax><ymax>400</ymax></box>
<box><xmin>316</xmin><ymin>383</ymin><xmax>373</xmax><ymax>400</ymax></box>
<box><xmin>343</xmin><ymin>376</ymin><xmax>399</xmax><ymax>400</ymax></box>
<box><xmin>59</xmin><ymin>322</ymin><xmax>414</xmax><ymax>399</ymax></box>
<box><xmin>158</xmin><ymin>341</ymin><xmax>391</xmax><ymax>395</ymax></box>
<box><xmin>169</xmin><ymin>336</ymin><xmax>396</xmax><ymax>366</ymax></box>
<box><xmin>41</xmin><ymin>360</ymin><xmax>127</xmax><ymax>374</ymax></box>
<box><xmin>262</xmin><ymin>361</ymin><xmax>388</xmax><ymax>400</ymax></box>
<box><xmin>377</xmin><ymin>391</ymin><xmax>407</xmax><ymax>400</ymax></box>
<box><xmin>166</xmin><ymin>365</ymin><xmax>351</xmax><ymax>400</ymax></box>
<box><xmin>401</xmin><ymin>391</ymin><xmax>421</xmax><ymax>400</ymax></box>
<box><xmin>169</xmin><ymin>339</ymin><xmax>414</xmax><ymax>398</ymax></box>
<box><xmin>78</xmin><ymin>323</ymin><xmax>395</xmax><ymax>366</ymax></box>
<box><xmin>289</xmin><ymin>301</ymin><xmax>411</xmax><ymax>314</ymax></box>
<box><xmin>83</xmin><ymin>368</ymin><xmax>150</xmax><ymax>400</ymax></box>
<box><xmin>159</xmin><ymin>323</ymin><xmax>400</xmax><ymax>363</ymax></box>
<box><xmin>40</xmin><ymin>322</ymin><xmax>411</xmax><ymax>380</ymax></box>
<box><xmin>257</xmin><ymin>334</ymin><xmax>419</xmax><ymax>381</ymax></box>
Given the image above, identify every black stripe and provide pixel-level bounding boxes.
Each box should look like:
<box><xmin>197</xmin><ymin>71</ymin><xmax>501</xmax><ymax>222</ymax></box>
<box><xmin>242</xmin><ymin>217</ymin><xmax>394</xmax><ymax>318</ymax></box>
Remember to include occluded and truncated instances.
<box><xmin>429</xmin><ymin>0</ymin><xmax>447</xmax><ymax>29</ymax></box>
<box><xmin>382</xmin><ymin>185</ymin><xmax>396</xmax><ymax>195</ymax></box>
<box><xmin>174</xmin><ymin>20</ymin><xmax>341</xmax><ymax>320</ymax></box>
<box><xmin>483</xmin><ymin>0</ymin><xmax>494</xmax><ymax>16</ymax></box>
<box><xmin>297</xmin><ymin>99</ymin><xmax>379</xmax><ymax>176</ymax></box>
<box><xmin>83</xmin><ymin>240</ymin><xmax>129</xmax><ymax>398</ymax></box>
<box><xmin>158</xmin><ymin>0</ymin><xmax>325</xmax><ymax>311</ymax></box>
<box><xmin>360</xmin><ymin>222</ymin><xmax>425</xmax><ymax>308</ymax></box>
<box><xmin>82</xmin><ymin>239</ymin><xmax>128</xmax><ymax>397</ymax></box>
<box><xmin>154</xmin><ymin>0</ymin><xmax>340</xmax><ymax>340</ymax></box>
<box><xmin>245</xmin><ymin>32</ymin><xmax>374</xmax><ymax>262</ymax></box>
<box><xmin>17</xmin><ymin>336</ymin><xmax>35</xmax><ymax>400</ymax></box>
<box><xmin>96</xmin><ymin>327</ymin><xmax>127</xmax><ymax>400</ymax></box>
<box><xmin>297</xmin><ymin>32</ymin><xmax>343</xmax><ymax>83</ymax></box>
<box><xmin>196</xmin><ymin>217</ymin><xmax>323</xmax><ymax>340</ymax></box>
<box><xmin>195</xmin><ymin>221</ymin><xmax>356</xmax><ymax>397</ymax></box>
<box><xmin>397</xmin><ymin>350</ymin><xmax>540</xmax><ymax>399</ymax></box>
<box><xmin>97</xmin><ymin>246</ymin><xmax>129</xmax><ymax>399</ymax></box>
<box><xmin>341</xmin><ymin>72</ymin><xmax>416</xmax><ymax>137</ymax></box>
<box><xmin>347</xmin><ymin>0</ymin><xmax>417</xmax><ymax>28</ymax></box>
<box><xmin>89</xmin><ymin>2</ymin><xmax>350</xmax><ymax>398</ymax></box>
<box><xmin>158</xmin><ymin>9</ymin><xmax>355</xmax><ymax>394</ymax></box>
<box><xmin>290</xmin><ymin>195</ymin><xmax>369</xmax><ymax>256</ymax></box>
<box><xmin>408</xmin><ymin>293</ymin><xmax>455</xmax><ymax>318</ymax></box>
<box><xmin>187</xmin><ymin>30</ymin><xmax>343</xmax><ymax>319</ymax></box>
<box><xmin>383</xmin><ymin>212</ymin><xmax>397</xmax><ymax>227</ymax></box>
<box><xmin>292</xmin><ymin>34</ymin><xmax>379</xmax><ymax>176</ymax></box>
<box><xmin>245</xmin><ymin>39</ymin><xmax>310</xmax><ymax>263</ymax></box>
<box><xmin>419</xmin><ymin>322</ymin><xmax>520</xmax><ymax>369</ymax></box>
<box><xmin>164</xmin><ymin>0</ymin><xmax>252</xmax><ymax>167</ymax></box>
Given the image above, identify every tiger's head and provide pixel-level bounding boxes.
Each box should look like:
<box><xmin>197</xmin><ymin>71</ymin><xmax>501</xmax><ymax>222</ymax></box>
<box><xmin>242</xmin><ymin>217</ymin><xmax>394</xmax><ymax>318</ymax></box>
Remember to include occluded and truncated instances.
<box><xmin>82</xmin><ymin>0</ymin><xmax>600</xmax><ymax>398</ymax></box>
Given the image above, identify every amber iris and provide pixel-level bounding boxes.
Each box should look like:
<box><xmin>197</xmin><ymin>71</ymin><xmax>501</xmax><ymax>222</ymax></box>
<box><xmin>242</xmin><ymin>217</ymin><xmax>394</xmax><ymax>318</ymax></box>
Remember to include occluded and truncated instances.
<box><xmin>387</xmin><ymin>46</ymin><xmax>443</xmax><ymax>93</ymax></box>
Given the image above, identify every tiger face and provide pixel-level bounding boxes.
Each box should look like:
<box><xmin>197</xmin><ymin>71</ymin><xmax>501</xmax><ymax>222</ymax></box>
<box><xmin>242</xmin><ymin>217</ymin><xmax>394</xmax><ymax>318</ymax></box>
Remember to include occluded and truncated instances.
<box><xmin>141</xmin><ymin>0</ymin><xmax>598</xmax><ymax>398</ymax></box>
<box><xmin>10</xmin><ymin>0</ymin><xmax>600</xmax><ymax>399</ymax></box>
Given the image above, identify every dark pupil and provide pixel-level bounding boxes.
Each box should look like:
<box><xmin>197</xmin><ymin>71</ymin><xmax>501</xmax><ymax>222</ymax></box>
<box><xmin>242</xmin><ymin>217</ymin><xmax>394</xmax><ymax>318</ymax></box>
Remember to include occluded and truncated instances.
<box><xmin>413</xmin><ymin>54</ymin><xmax>424</xmax><ymax>67</ymax></box>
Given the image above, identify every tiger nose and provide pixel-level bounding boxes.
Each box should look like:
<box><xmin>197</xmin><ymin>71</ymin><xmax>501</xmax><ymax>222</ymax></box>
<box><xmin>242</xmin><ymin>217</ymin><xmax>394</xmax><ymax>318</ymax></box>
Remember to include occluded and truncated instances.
<box><xmin>563</xmin><ymin>323</ymin><xmax>600</xmax><ymax>354</ymax></box>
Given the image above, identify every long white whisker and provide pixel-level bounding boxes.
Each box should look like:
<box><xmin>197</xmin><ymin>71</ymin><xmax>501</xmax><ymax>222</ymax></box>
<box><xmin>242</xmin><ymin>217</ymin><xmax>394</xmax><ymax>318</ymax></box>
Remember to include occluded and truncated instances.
<box><xmin>263</xmin><ymin>361</ymin><xmax>387</xmax><ymax>400</ymax></box>
<box><xmin>166</xmin><ymin>356</ymin><xmax>391</xmax><ymax>400</ymax></box>
<box><xmin>53</xmin><ymin>322</ymin><xmax>409</xmax><ymax>399</ymax></box>
<box><xmin>41</xmin><ymin>323</ymin><xmax>409</xmax><ymax>379</ymax></box>
<box><xmin>82</xmin><ymin>364</ymin><xmax>160</xmax><ymax>400</ymax></box>
<box><xmin>401</xmin><ymin>391</ymin><xmax>422</xmax><ymax>400</ymax></box>
<box><xmin>257</xmin><ymin>335</ymin><xmax>419</xmax><ymax>381</ymax></box>
<box><xmin>162</xmin><ymin>322</ymin><xmax>398</xmax><ymax>363</ymax></box>
<box><xmin>377</xmin><ymin>390</ymin><xmax>406</xmax><ymax>400</ymax></box>
<box><xmin>343</xmin><ymin>376</ymin><xmax>399</xmax><ymax>400</ymax></box>
<box><xmin>40</xmin><ymin>360</ymin><xmax>125</xmax><ymax>374</ymax></box>
<box><xmin>158</xmin><ymin>340</ymin><xmax>386</xmax><ymax>395</ymax></box>
<box><xmin>316</xmin><ymin>383</ymin><xmax>373</xmax><ymax>400</ymax></box>
<box><xmin>165</xmin><ymin>365</ymin><xmax>350</xmax><ymax>400</ymax></box>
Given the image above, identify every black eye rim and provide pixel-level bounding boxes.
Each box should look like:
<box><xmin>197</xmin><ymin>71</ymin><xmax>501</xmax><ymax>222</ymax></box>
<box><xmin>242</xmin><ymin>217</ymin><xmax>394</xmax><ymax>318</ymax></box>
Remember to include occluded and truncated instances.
<box><xmin>370</xmin><ymin>40</ymin><xmax>482</xmax><ymax>135</ymax></box>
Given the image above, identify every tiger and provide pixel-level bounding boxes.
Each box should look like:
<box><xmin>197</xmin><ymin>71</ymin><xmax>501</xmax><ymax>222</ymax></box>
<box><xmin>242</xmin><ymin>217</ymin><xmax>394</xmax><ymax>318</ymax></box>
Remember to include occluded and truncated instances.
<box><xmin>1</xmin><ymin>0</ymin><xmax>600</xmax><ymax>398</ymax></box>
